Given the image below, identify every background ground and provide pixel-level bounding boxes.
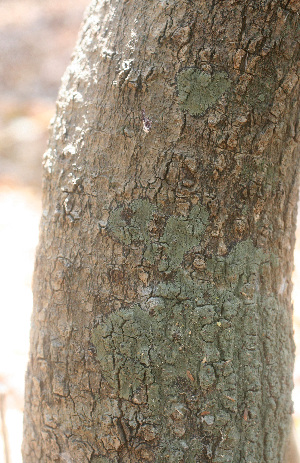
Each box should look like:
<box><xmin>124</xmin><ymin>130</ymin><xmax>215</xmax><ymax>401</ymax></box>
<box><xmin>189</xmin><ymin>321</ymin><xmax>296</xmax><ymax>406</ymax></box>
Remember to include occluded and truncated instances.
<box><xmin>0</xmin><ymin>1</ymin><xmax>299</xmax><ymax>462</ymax></box>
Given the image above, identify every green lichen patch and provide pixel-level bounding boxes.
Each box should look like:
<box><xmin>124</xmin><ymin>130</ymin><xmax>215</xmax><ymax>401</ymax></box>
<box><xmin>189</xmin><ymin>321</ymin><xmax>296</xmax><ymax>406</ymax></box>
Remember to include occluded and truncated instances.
<box><xmin>92</xmin><ymin>238</ymin><xmax>292</xmax><ymax>463</ymax></box>
<box><xmin>92</xmin><ymin>301</ymin><xmax>203</xmax><ymax>403</ymax></box>
<box><xmin>176</xmin><ymin>67</ymin><xmax>231</xmax><ymax>116</ymax></box>
<box><xmin>160</xmin><ymin>205</ymin><xmax>209</xmax><ymax>270</ymax></box>
<box><xmin>107</xmin><ymin>200</ymin><xmax>208</xmax><ymax>270</ymax></box>
<box><xmin>107</xmin><ymin>199</ymin><xmax>155</xmax><ymax>246</ymax></box>
<box><xmin>92</xmin><ymin>240</ymin><xmax>273</xmax><ymax>402</ymax></box>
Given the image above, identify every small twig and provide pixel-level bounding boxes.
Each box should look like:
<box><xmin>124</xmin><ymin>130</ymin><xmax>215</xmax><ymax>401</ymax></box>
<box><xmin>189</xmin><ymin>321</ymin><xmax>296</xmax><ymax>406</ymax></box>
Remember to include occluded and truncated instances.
<box><xmin>0</xmin><ymin>392</ymin><xmax>11</xmax><ymax>463</ymax></box>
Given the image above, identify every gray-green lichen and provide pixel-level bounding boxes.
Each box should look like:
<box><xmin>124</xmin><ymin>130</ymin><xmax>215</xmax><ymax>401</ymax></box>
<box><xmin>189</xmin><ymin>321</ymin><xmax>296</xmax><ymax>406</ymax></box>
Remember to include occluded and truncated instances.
<box><xmin>107</xmin><ymin>199</ymin><xmax>155</xmax><ymax>246</ymax></box>
<box><xmin>160</xmin><ymin>205</ymin><xmax>208</xmax><ymax>269</ymax></box>
<box><xmin>176</xmin><ymin>68</ymin><xmax>231</xmax><ymax>116</ymax></box>
<box><xmin>92</xmin><ymin>210</ymin><xmax>293</xmax><ymax>463</ymax></box>
<box><xmin>107</xmin><ymin>200</ymin><xmax>208</xmax><ymax>270</ymax></box>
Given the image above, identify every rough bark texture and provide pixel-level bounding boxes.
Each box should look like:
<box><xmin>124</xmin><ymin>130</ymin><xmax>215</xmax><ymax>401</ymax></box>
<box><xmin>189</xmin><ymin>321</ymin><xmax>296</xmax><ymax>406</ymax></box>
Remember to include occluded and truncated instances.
<box><xmin>23</xmin><ymin>0</ymin><xmax>300</xmax><ymax>462</ymax></box>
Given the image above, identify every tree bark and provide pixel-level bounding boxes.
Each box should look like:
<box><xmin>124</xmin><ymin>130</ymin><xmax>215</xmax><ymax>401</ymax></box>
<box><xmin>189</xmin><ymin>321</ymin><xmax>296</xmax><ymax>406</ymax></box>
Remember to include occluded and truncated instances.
<box><xmin>22</xmin><ymin>0</ymin><xmax>299</xmax><ymax>462</ymax></box>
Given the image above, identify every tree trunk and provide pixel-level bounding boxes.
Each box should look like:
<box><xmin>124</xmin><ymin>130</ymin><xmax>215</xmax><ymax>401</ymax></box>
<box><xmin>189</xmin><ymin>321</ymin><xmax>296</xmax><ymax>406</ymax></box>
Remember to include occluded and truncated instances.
<box><xmin>22</xmin><ymin>0</ymin><xmax>299</xmax><ymax>462</ymax></box>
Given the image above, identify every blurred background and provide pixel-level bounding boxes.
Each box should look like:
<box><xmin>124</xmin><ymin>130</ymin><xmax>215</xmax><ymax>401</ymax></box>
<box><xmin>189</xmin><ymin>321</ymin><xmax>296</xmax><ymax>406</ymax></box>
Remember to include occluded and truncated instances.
<box><xmin>0</xmin><ymin>1</ymin><xmax>88</xmax><ymax>461</ymax></box>
<box><xmin>0</xmin><ymin>1</ymin><xmax>299</xmax><ymax>462</ymax></box>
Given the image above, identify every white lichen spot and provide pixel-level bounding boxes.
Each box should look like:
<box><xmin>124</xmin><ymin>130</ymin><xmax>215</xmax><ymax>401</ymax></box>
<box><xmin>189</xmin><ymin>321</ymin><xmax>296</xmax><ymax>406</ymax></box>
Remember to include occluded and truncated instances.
<box><xmin>64</xmin><ymin>197</ymin><xmax>73</xmax><ymax>214</ymax></box>
<box><xmin>72</xmin><ymin>91</ymin><xmax>83</xmax><ymax>103</ymax></box>
<box><xmin>43</xmin><ymin>148</ymin><xmax>56</xmax><ymax>174</ymax></box>
<box><xmin>63</xmin><ymin>144</ymin><xmax>76</xmax><ymax>157</ymax></box>
<box><xmin>99</xmin><ymin>219</ymin><xmax>108</xmax><ymax>228</ymax></box>
<box><xmin>122</xmin><ymin>59</ymin><xmax>134</xmax><ymax>71</ymax></box>
<box><xmin>126</xmin><ymin>29</ymin><xmax>138</xmax><ymax>52</ymax></box>
<box><xmin>101</xmin><ymin>47</ymin><xmax>115</xmax><ymax>58</ymax></box>
<box><xmin>69</xmin><ymin>173</ymin><xmax>81</xmax><ymax>186</ymax></box>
